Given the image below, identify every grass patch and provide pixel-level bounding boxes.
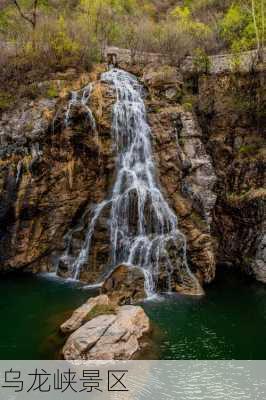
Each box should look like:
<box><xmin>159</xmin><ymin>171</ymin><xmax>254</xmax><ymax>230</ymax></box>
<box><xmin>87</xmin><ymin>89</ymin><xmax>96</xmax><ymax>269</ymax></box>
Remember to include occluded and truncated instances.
<box><xmin>181</xmin><ymin>94</ymin><xmax>197</xmax><ymax>112</ymax></box>
<box><xmin>190</xmin><ymin>211</ymin><xmax>207</xmax><ymax>230</ymax></box>
<box><xmin>0</xmin><ymin>92</ymin><xmax>14</xmax><ymax>111</ymax></box>
<box><xmin>83</xmin><ymin>304</ymin><xmax>117</xmax><ymax>323</ymax></box>
<box><xmin>47</xmin><ymin>85</ymin><xmax>59</xmax><ymax>99</ymax></box>
<box><xmin>239</xmin><ymin>144</ymin><xmax>259</xmax><ymax>155</ymax></box>
<box><xmin>182</xmin><ymin>102</ymin><xmax>193</xmax><ymax>112</ymax></box>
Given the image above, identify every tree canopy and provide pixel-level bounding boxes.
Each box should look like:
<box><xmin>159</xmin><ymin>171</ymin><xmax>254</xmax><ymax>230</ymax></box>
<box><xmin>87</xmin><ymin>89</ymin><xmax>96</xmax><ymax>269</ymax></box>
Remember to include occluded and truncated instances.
<box><xmin>0</xmin><ymin>0</ymin><xmax>265</xmax><ymax>73</ymax></box>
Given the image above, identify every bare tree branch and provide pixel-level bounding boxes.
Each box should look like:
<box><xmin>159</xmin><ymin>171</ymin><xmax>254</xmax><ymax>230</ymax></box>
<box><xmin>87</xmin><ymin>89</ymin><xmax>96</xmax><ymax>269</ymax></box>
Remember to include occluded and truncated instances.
<box><xmin>261</xmin><ymin>0</ymin><xmax>265</xmax><ymax>51</ymax></box>
<box><xmin>10</xmin><ymin>0</ymin><xmax>39</xmax><ymax>28</ymax></box>
<box><xmin>251</xmin><ymin>0</ymin><xmax>261</xmax><ymax>53</ymax></box>
<box><xmin>32</xmin><ymin>0</ymin><xmax>39</xmax><ymax>28</ymax></box>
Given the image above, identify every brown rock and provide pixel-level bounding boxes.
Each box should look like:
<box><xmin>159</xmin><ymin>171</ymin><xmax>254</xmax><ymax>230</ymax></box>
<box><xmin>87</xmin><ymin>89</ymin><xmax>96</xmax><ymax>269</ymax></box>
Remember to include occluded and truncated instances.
<box><xmin>102</xmin><ymin>264</ymin><xmax>146</xmax><ymax>304</ymax></box>
<box><xmin>149</xmin><ymin>103</ymin><xmax>217</xmax><ymax>284</ymax></box>
<box><xmin>142</xmin><ymin>65</ymin><xmax>181</xmax><ymax>88</ymax></box>
<box><xmin>60</xmin><ymin>295</ymin><xmax>110</xmax><ymax>334</ymax></box>
<box><xmin>62</xmin><ymin>314</ymin><xmax>116</xmax><ymax>360</ymax></box>
<box><xmin>62</xmin><ymin>305</ymin><xmax>150</xmax><ymax>360</ymax></box>
<box><xmin>0</xmin><ymin>73</ymin><xmax>116</xmax><ymax>276</ymax></box>
<box><xmin>198</xmin><ymin>72</ymin><xmax>266</xmax><ymax>278</ymax></box>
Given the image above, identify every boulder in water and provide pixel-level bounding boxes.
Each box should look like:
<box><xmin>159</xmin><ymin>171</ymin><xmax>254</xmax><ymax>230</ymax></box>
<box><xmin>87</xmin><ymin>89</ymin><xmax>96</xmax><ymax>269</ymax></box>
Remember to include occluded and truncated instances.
<box><xmin>62</xmin><ymin>304</ymin><xmax>150</xmax><ymax>360</ymax></box>
<box><xmin>60</xmin><ymin>294</ymin><xmax>110</xmax><ymax>334</ymax></box>
<box><xmin>101</xmin><ymin>264</ymin><xmax>146</xmax><ymax>304</ymax></box>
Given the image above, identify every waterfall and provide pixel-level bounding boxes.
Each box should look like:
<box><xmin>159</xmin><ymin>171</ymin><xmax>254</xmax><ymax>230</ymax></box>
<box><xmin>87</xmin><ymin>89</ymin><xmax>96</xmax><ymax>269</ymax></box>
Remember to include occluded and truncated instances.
<box><xmin>60</xmin><ymin>68</ymin><xmax>201</xmax><ymax>296</ymax></box>
<box><xmin>65</xmin><ymin>84</ymin><xmax>96</xmax><ymax>129</ymax></box>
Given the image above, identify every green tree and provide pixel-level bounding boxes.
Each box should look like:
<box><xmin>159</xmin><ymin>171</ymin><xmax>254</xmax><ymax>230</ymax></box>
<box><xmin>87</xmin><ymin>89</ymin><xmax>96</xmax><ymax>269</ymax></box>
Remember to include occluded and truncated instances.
<box><xmin>251</xmin><ymin>0</ymin><xmax>265</xmax><ymax>59</ymax></box>
<box><xmin>8</xmin><ymin>0</ymin><xmax>49</xmax><ymax>48</ymax></box>
<box><xmin>170</xmin><ymin>5</ymin><xmax>212</xmax><ymax>51</ymax></box>
<box><xmin>10</xmin><ymin>0</ymin><xmax>39</xmax><ymax>31</ymax></box>
<box><xmin>220</xmin><ymin>0</ymin><xmax>265</xmax><ymax>60</ymax></box>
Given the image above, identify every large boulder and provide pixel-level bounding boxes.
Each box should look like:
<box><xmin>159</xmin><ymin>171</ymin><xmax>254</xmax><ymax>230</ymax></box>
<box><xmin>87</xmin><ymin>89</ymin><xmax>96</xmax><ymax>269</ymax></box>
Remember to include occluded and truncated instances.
<box><xmin>101</xmin><ymin>264</ymin><xmax>146</xmax><ymax>304</ymax></box>
<box><xmin>60</xmin><ymin>294</ymin><xmax>110</xmax><ymax>334</ymax></box>
<box><xmin>62</xmin><ymin>305</ymin><xmax>150</xmax><ymax>360</ymax></box>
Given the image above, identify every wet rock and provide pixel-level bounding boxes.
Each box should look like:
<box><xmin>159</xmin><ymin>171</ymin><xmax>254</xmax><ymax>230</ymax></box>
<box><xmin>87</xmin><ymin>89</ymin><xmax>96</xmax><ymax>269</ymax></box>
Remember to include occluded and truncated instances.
<box><xmin>252</xmin><ymin>229</ymin><xmax>266</xmax><ymax>283</ymax></box>
<box><xmin>62</xmin><ymin>304</ymin><xmax>150</xmax><ymax>360</ymax></box>
<box><xmin>57</xmin><ymin>257</ymin><xmax>71</xmax><ymax>279</ymax></box>
<box><xmin>175</xmin><ymin>282</ymin><xmax>205</xmax><ymax>296</ymax></box>
<box><xmin>165</xmin><ymin>88</ymin><xmax>180</xmax><ymax>101</ymax></box>
<box><xmin>0</xmin><ymin>98</ymin><xmax>56</xmax><ymax>143</ymax></box>
<box><xmin>149</xmin><ymin>104</ymin><xmax>217</xmax><ymax>284</ymax></box>
<box><xmin>101</xmin><ymin>264</ymin><xmax>146</xmax><ymax>304</ymax></box>
<box><xmin>0</xmin><ymin>62</ymin><xmax>264</xmax><ymax>288</ymax></box>
<box><xmin>179</xmin><ymin>109</ymin><xmax>217</xmax><ymax>226</ymax></box>
<box><xmin>0</xmin><ymin>71</ymin><xmax>116</xmax><ymax>274</ymax></box>
<box><xmin>61</xmin><ymin>295</ymin><xmax>110</xmax><ymax>334</ymax></box>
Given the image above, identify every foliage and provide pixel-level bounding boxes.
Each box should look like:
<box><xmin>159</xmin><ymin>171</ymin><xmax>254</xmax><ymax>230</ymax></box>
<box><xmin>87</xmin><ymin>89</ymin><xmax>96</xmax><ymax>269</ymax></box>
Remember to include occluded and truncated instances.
<box><xmin>0</xmin><ymin>92</ymin><xmax>14</xmax><ymax>111</ymax></box>
<box><xmin>0</xmin><ymin>0</ymin><xmax>265</xmax><ymax>90</ymax></box>
<box><xmin>48</xmin><ymin>15</ymin><xmax>81</xmax><ymax>62</ymax></box>
<box><xmin>220</xmin><ymin>3</ymin><xmax>255</xmax><ymax>51</ymax></box>
<box><xmin>239</xmin><ymin>144</ymin><xmax>260</xmax><ymax>154</ymax></box>
<box><xmin>193</xmin><ymin>48</ymin><xmax>211</xmax><ymax>72</ymax></box>
<box><xmin>170</xmin><ymin>5</ymin><xmax>213</xmax><ymax>49</ymax></box>
<box><xmin>46</xmin><ymin>84</ymin><xmax>58</xmax><ymax>99</ymax></box>
<box><xmin>182</xmin><ymin>94</ymin><xmax>197</xmax><ymax>110</ymax></box>
<box><xmin>220</xmin><ymin>0</ymin><xmax>266</xmax><ymax>55</ymax></box>
<box><xmin>182</xmin><ymin>102</ymin><xmax>193</xmax><ymax>112</ymax></box>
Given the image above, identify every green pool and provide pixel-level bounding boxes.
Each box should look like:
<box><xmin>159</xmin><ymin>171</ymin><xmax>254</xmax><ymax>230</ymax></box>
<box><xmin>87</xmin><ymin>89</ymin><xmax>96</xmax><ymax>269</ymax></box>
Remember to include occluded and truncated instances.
<box><xmin>0</xmin><ymin>268</ymin><xmax>265</xmax><ymax>359</ymax></box>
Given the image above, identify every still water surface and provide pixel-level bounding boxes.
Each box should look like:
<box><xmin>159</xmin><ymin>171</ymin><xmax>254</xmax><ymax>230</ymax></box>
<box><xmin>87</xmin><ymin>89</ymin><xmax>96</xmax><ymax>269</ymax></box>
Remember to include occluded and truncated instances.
<box><xmin>0</xmin><ymin>268</ymin><xmax>265</xmax><ymax>359</ymax></box>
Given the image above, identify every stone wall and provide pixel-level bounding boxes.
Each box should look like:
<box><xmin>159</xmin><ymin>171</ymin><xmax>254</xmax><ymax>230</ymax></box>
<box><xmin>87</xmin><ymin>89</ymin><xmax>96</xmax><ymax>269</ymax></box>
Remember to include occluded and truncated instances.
<box><xmin>104</xmin><ymin>46</ymin><xmax>266</xmax><ymax>74</ymax></box>
<box><xmin>104</xmin><ymin>46</ymin><xmax>165</xmax><ymax>66</ymax></box>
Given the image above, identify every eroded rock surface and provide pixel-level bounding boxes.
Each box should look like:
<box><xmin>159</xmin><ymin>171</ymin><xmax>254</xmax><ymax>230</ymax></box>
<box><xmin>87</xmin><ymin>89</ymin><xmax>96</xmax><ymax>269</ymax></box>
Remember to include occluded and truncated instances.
<box><xmin>101</xmin><ymin>264</ymin><xmax>146</xmax><ymax>305</ymax></box>
<box><xmin>60</xmin><ymin>294</ymin><xmax>110</xmax><ymax>334</ymax></box>
<box><xmin>0</xmin><ymin>66</ymin><xmax>116</xmax><ymax>276</ymax></box>
<box><xmin>147</xmin><ymin>97</ymin><xmax>217</xmax><ymax>284</ymax></box>
<box><xmin>62</xmin><ymin>303</ymin><xmax>150</xmax><ymax>360</ymax></box>
<box><xmin>197</xmin><ymin>72</ymin><xmax>266</xmax><ymax>278</ymax></box>
<box><xmin>0</xmin><ymin>61</ymin><xmax>264</xmax><ymax>288</ymax></box>
<box><xmin>252</xmin><ymin>226</ymin><xmax>266</xmax><ymax>283</ymax></box>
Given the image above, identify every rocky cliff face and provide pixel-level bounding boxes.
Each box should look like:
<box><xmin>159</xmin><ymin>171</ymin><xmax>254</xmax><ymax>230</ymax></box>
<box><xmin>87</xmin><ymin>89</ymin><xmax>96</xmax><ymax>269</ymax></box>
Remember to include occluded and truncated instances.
<box><xmin>0</xmin><ymin>67</ymin><xmax>116</xmax><ymax>276</ymax></box>
<box><xmin>0</xmin><ymin>62</ymin><xmax>264</xmax><ymax>288</ymax></box>
<box><xmin>196</xmin><ymin>71</ymin><xmax>265</xmax><ymax>281</ymax></box>
<box><xmin>141</xmin><ymin>65</ymin><xmax>217</xmax><ymax>285</ymax></box>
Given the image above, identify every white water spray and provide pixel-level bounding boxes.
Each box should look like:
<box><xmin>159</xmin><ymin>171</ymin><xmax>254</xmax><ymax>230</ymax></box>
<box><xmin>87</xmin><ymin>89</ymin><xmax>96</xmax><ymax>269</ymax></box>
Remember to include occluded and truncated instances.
<box><xmin>65</xmin><ymin>84</ymin><xmax>96</xmax><ymax>130</ymax></box>
<box><xmin>60</xmin><ymin>69</ymin><xmax>201</xmax><ymax>296</ymax></box>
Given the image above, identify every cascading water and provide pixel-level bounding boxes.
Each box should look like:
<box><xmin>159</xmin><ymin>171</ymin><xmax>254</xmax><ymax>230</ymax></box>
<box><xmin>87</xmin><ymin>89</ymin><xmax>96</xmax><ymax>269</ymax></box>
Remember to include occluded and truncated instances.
<box><xmin>65</xmin><ymin>83</ymin><xmax>96</xmax><ymax>129</ymax></box>
<box><xmin>60</xmin><ymin>68</ymin><xmax>201</xmax><ymax>296</ymax></box>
